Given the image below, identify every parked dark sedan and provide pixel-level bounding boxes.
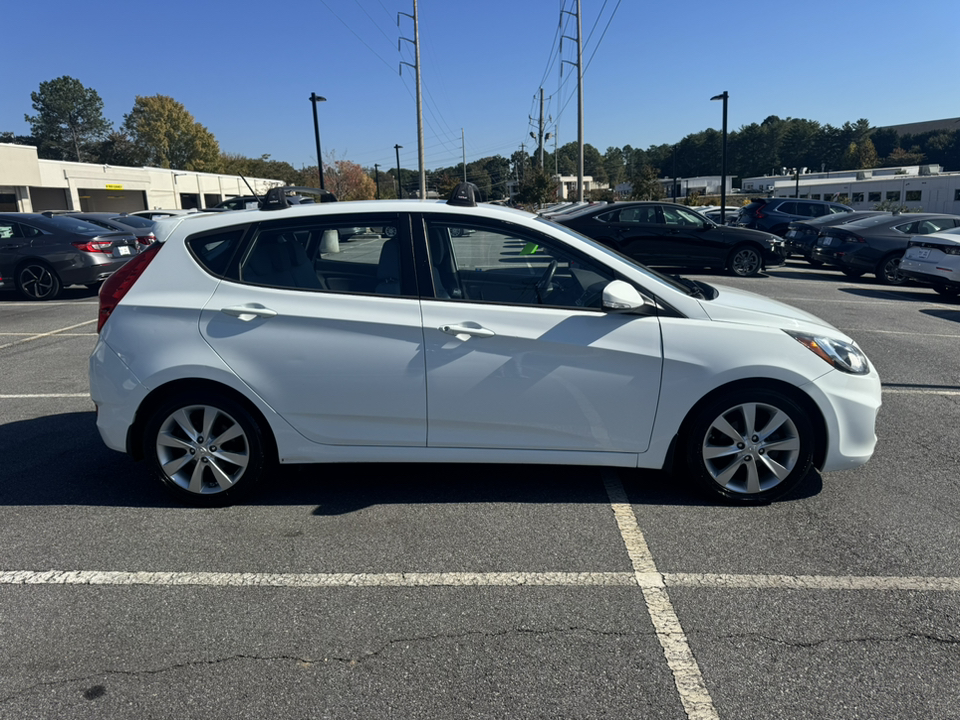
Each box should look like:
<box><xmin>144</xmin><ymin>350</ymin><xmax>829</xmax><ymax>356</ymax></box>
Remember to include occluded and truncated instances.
<box><xmin>47</xmin><ymin>212</ymin><xmax>158</xmax><ymax>246</ymax></box>
<box><xmin>811</xmin><ymin>212</ymin><xmax>960</xmax><ymax>284</ymax></box>
<box><xmin>554</xmin><ymin>202</ymin><xmax>784</xmax><ymax>276</ymax></box>
<box><xmin>784</xmin><ymin>211</ymin><xmax>890</xmax><ymax>266</ymax></box>
<box><xmin>0</xmin><ymin>213</ymin><xmax>139</xmax><ymax>300</ymax></box>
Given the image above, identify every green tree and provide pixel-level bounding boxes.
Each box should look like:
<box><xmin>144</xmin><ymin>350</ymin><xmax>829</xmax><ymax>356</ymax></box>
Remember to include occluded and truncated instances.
<box><xmin>24</xmin><ymin>76</ymin><xmax>112</xmax><ymax>162</ymax></box>
<box><xmin>514</xmin><ymin>167</ymin><xmax>559</xmax><ymax>207</ymax></box>
<box><xmin>122</xmin><ymin>95</ymin><xmax>220</xmax><ymax>171</ymax></box>
<box><xmin>629</xmin><ymin>165</ymin><xmax>664</xmax><ymax>201</ymax></box>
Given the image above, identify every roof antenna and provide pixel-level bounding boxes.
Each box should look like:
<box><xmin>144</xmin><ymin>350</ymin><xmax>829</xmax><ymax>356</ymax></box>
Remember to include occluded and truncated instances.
<box><xmin>239</xmin><ymin>175</ymin><xmax>263</xmax><ymax>205</ymax></box>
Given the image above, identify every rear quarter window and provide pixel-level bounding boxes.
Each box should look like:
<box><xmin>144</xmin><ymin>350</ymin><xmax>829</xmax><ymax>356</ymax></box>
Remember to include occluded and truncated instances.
<box><xmin>186</xmin><ymin>228</ymin><xmax>247</xmax><ymax>278</ymax></box>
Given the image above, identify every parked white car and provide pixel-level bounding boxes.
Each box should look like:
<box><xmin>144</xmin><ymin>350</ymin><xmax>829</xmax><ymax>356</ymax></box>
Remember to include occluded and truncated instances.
<box><xmin>900</xmin><ymin>229</ymin><xmax>960</xmax><ymax>297</ymax></box>
<box><xmin>89</xmin><ymin>184</ymin><xmax>881</xmax><ymax>506</ymax></box>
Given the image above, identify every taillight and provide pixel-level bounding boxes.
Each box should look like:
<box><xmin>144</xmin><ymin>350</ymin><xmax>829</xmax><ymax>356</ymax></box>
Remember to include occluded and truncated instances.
<box><xmin>97</xmin><ymin>242</ymin><xmax>163</xmax><ymax>333</ymax></box>
<box><xmin>754</xmin><ymin>209</ymin><xmax>766</xmax><ymax>219</ymax></box>
<box><xmin>72</xmin><ymin>240</ymin><xmax>114</xmax><ymax>253</ymax></box>
<box><xmin>137</xmin><ymin>233</ymin><xmax>156</xmax><ymax>246</ymax></box>
<box><xmin>848</xmin><ymin>234</ymin><xmax>866</xmax><ymax>243</ymax></box>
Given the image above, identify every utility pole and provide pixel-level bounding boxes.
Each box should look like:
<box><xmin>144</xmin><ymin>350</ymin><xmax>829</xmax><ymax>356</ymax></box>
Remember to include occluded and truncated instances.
<box><xmin>399</xmin><ymin>1</ymin><xmax>426</xmax><ymax>199</ymax></box>
<box><xmin>374</xmin><ymin>163</ymin><xmax>381</xmax><ymax>200</ymax></box>
<box><xmin>528</xmin><ymin>88</ymin><xmax>552</xmax><ymax>171</ymax></box>
<box><xmin>561</xmin><ymin>1</ymin><xmax>584</xmax><ymax>201</ymax></box>
<box><xmin>309</xmin><ymin>93</ymin><xmax>326</xmax><ymax>190</ymax></box>
<box><xmin>394</xmin><ymin>144</ymin><xmax>403</xmax><ymax>198</ymax></box>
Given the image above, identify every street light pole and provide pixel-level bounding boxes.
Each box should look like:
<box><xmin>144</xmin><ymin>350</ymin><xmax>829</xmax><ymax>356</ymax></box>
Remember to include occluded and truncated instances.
<box><xmin>711</xmin><ymin>91</ymin><xmax>728</xmax><ymax>223</ymax></box>
<box><xmin>374</xmin><ymin>163</ymin><xmax>381</xmax><ymax>200</ymax></box>
<box><xmin>394</xmin><ymin>144</ymin><xmax>403</xmax><ymax>198</ymax></box>
<box><xmin>309</xmin><ymin>93</ymin><xmax>326</xmax><ymax>190</ymax></box>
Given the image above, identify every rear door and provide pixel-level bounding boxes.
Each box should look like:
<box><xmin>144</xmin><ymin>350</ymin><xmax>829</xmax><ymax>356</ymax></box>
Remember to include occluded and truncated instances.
<box><xmin>197</xmin><ymin>213</ymin><xmax>428</xmax><ymax>447</ymax></box>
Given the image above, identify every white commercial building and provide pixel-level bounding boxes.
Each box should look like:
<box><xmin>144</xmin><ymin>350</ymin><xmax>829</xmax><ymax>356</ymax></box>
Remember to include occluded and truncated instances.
<box><xmin>741</xmin><ymin>165</ymin><xmax>960</xmax><ymax>214</ymax></box>
<box><xmin>0</xmin><ymin>143</ymin><xmax>285</xmax><ymax>213</ymax></box>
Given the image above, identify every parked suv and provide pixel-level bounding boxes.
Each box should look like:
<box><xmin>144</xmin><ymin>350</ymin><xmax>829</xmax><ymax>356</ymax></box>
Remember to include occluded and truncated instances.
<box><xmin>737</xmin><ymin>198</ymin><xmax>853</xmax><ymax>236</ymax></box>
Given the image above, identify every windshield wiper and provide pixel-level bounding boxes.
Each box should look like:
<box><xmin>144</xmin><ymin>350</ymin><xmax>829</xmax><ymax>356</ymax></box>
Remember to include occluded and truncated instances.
<box><xmin>670</xmin><ymin>274</ymin><xmax>706</xmax><ymax>299</ymax></box>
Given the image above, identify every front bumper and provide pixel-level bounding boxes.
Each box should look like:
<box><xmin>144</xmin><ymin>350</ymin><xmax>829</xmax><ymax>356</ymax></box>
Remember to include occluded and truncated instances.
<box><xmin>807</xmin><ymin>366</ymin><xmax>882</xmax><ymax>472</ymax></box>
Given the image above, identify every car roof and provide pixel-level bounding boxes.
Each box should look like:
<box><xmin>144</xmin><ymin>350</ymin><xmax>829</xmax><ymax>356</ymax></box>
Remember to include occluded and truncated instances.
<box><xmin>844</xmin><ymin>212</ymin><xmax>960</xmax><ymax>229</ymax></box>
<box><xmin>152</xmin><ymin>199</ymin><xmax>537</xmax><ymax>243</ymax></box>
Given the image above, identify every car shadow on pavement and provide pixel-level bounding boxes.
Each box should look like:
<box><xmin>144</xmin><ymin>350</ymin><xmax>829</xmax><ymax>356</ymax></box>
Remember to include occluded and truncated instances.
<box><xmin>0</xmin><ymin>285</ymin><xmax>100</xmax><ymax>303</ymax></box>
<box><xmin>838</xmin><ymin>286</ymin><xmax>940</xmax><ymax>303</ymax></box>
<box><xmin>0</xmin><ymin>411</ymin><xmax>823</xmax><ymax>510</ymax></box>
<box><xmin>921</xmin><ymin>307</ymin><xmax>960</xmax><ymax>323</ymax></box>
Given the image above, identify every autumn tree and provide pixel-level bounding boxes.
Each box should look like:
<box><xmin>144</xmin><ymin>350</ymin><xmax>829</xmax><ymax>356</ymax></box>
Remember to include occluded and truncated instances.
<box><xmin>25</xmin><ymin>76</ymin><xmax>112</xmax><ymax>162</ymax></box>
<box><xmin>122</xmin><ymin>95</ymin><xmax>220</xmax><ymax>171</ymax></box>
<box><xmin>323</xmin><ymin>158</ymin><xmax>376</xmax><ymax>201</ymax></box>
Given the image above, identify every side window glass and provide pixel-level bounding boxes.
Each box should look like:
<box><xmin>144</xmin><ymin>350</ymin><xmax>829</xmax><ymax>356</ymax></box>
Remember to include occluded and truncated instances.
<box><xmin>0</xmin><ymin>222</ymin><xmax>18</xmax><ymax>239</ymax></box>
<box><xmin>239</xmin><ymin>218</ymin><xmax>406</xmax><ymax>296</ymax></box>
<box><xmin>424</xmin><ymin>220</ymin><xmax>614</xmax><ymax>310</ymax></box>
<box><xmin>187</xmin><ymin>229</ymin><xmax>247</xmax><ymax>278</ymax></box>
<box><xmin>616</xmin><ymin>206</ymin><xmax>657</xmax><ymax>224</ymax></box>
<box><xmin>778</xmin><ymin>202</ymin><xmax>797</xmax><ymax>215</ymax></box>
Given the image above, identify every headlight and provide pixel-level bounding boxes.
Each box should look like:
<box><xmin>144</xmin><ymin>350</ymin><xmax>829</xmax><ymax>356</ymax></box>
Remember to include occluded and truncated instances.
<box><xmin>785</xmin><ymin>330</ymin><xmax>870</xmax><ymax>375</ymax></box>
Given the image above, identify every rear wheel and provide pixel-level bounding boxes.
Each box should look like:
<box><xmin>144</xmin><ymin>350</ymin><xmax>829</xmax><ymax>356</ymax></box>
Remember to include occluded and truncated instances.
<box><xmin>841</xmin><ymin>268</ymin><xmax>865</xmax><ymax>279</ymax></box>
<box><xmin>934</xmin><ymin>284</ymin><xmax>960</xmax><ymax>298</ymax></box>
<box><xmin>682</xmin><ymin>388</ymin><xmax>815</xmax><ymax>503</ymax></box>
<box><xmin>727</xmin><ymin>245</ymin><xmax>762</xmax><ymax>277</ymax></box>
<box><xmin>16</xmin><ymin>261</ymin><xmax>62</xmax><ymax>301</ymax></box>
<box><xmin>876</xmin><ymin>253</ymin><xmax>905</xmax><ymax>285</ymax></box>
<box><xmin>144</xmin><ymin>391</ymin><xmax>269</xmax><ymax>506</ymax></box>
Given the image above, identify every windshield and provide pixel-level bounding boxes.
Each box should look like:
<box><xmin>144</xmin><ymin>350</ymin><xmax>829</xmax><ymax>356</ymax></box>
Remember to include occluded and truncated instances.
<box><xmin>539</xmin><ymin>217</ymin><xmax>711</xmax><ymax>297</ymax></box>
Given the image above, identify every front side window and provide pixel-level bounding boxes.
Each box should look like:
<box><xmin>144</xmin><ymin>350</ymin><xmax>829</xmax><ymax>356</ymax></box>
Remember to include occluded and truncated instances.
<box><xmin>661</xmin><ymin>206</ymin><xmax>704</xmax><ymax>226</ymax></box>
<box><xmin>423</xmin><ymin>219</ymin><xmax>614</xmax><ymax>310</ymax></box>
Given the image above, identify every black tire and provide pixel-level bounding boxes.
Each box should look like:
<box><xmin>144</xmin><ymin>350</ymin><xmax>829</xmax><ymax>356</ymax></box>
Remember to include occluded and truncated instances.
<box><xmin>934</xmin><ymin>284</ymin><xmax>960</xmax><ymax>298</ymax></box>
<box><xmin>875</xmin><ymin>253</ymin><xmax>905</xmax><ymax>285</ymax></box>
<box><xmin>806</xmin><ymin>258</ymin><xmax>824</xmax><ymax>268</ymax></box>
<box><xmin>727</xmin><ymin>244</ymin><xmax>763</xmax><ymax>277</ymax></box>
<box><xmin>841</xmin><ymin>268</ymin><xmax>865</xmax><ymax>279</ymax></box>
<box><xmin>681</xmin><ymin>388</ymin><xmax>815</xmax><ymax>504</ymax></box>
<box><xmin>143</xmin><ymin>391</ymin><xmax>269</xmax><ymax>506</ymax></box>
<box><xmin>15</xmin><ymin>261</ymin><xmax>62</xmax><ymax>301</ymax></box>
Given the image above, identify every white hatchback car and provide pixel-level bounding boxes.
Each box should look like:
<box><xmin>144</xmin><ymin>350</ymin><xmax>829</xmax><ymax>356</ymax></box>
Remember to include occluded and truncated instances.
<box><xmin>900</xmin><ymin>228</ymin><xmax>960</xmax><ymax>298</ymax></box>
<box><xmin>89</xmin><ymin>184</ymin><xmax>881</xmax><ymax>506</ymax></box>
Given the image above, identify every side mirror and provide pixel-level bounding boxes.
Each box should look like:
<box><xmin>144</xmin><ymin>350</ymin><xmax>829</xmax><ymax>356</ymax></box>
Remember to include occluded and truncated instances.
<box><xmin>602</xmin><ymin>280</ymin><xmax>648</xmax><ymax>312</ymax></box>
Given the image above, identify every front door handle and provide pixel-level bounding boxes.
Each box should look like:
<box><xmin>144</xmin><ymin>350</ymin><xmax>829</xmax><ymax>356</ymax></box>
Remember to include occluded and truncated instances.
<box><xmin>441</xmin><ymin>324</ymin><xmax>495</xmax><ymax>339</ymax></box>
<box><xmin>221</xmin><ymin>305</ymin><xmax>278</xmax><ymax>321</ymax></box>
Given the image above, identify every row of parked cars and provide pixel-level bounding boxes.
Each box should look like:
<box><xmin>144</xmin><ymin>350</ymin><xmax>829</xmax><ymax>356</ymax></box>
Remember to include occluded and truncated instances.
<box><xmin>0</xmin><ymin>193</ymin><xmax>319</xmax><ymax>300</ymax></box>
<box><xmin>536</xmin><ymin>197</ymin><xmax>960</xmax><ymax>295</ymax></box>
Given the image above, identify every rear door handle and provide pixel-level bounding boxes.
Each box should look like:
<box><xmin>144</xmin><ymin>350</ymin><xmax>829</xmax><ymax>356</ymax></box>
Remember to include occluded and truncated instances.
<box><xmin>221</xmin><ymin>305</ymin><xmax>278</xmax><ymax>321</ymax></box>
<box><xmin>441</xmin><ymin>324</ymin><xmax>495</xmax><ymax>339</ymax></box>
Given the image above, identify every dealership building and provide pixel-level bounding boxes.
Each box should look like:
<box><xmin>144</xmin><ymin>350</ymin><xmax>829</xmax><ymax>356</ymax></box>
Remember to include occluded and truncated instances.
<box><xmin>0</xmin><ymin>143</ymin><xmax>284</xmax><ymax>213</ymax></box>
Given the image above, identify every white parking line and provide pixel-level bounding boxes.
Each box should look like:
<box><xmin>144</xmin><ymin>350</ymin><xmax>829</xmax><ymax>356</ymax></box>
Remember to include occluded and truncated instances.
<box><xmin>3</xmin><ymin>569</ymin><xmax>959</xmax><ymax>591</ymax></box>
<box><xmin>0</xmin><ymin>319</ymin><xmax>97</xmax><ymax>350</ymax></box>
<box><xmin>603</xmin><ymin>471</ymin><xmax>720</xmax><ymax>720</ymax></box>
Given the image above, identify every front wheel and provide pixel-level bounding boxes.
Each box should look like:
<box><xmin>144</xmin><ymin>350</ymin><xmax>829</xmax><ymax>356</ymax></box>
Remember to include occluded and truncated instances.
<box><xmin>727</xmin><ymin>245</ymin><xmax>762</xmax><ymax>277</ymax></box>
<box><xmin>682</xmin><ymin>389</ymin><xmax>815</xmax><ymax>503</ymax></box>
<box><xmin>144</xmin><ymin>391</ymin><xmax>269</xmax><ymax>506</ymax></box>
<box><xmin>16</xmin><ymin>261</ymin><xmax>62</xmax><ymax>300</ymax></box>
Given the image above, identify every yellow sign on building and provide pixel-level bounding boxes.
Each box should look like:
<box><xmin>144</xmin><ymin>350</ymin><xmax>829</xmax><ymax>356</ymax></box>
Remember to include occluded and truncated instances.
<box><xmin>105</xmin><ymin>183</ymin><xmax>124</xmax><ymax>190</ymax></box>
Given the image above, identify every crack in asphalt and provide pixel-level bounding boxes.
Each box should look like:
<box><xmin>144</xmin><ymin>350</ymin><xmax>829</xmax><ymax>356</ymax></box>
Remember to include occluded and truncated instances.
<box><xmin>0</xmin><ymin>626</ymin><xmax>641</xmax><ymax>704</ymax></box>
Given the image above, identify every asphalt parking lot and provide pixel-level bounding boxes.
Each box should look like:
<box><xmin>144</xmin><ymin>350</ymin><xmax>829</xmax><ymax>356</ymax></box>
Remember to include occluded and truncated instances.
<box><xmin>1</xmin><ymin>261</ymin><xmax>959</xmax><ymax>719</ymax></box>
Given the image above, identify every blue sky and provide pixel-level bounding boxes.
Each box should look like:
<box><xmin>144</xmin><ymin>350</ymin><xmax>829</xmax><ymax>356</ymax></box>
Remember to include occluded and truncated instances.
<box><xmin>3</xmin><ymin>0</ymin><xmax>958</xmax><ymax>173</ymax></box>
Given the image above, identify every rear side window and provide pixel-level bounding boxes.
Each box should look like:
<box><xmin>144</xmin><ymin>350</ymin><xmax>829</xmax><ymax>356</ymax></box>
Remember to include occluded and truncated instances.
<box><xmin>777</xmin><ymin>202</ymin><xmax>798</xmax><ymax>215</ymax></box>
<box><xmin>187</xmin><ymin>228</ymin><xmax>247</xmax><ymax>277</ymax></box>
